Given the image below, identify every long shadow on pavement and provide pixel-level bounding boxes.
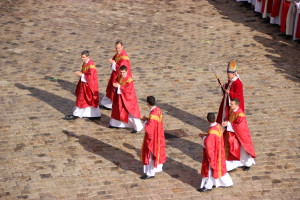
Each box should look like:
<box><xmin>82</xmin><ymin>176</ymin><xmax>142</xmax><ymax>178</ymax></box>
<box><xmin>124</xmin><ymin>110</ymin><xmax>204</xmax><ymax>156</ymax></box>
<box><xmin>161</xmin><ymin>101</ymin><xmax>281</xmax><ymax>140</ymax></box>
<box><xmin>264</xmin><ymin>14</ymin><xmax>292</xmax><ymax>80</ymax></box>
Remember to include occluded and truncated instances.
<box><xmin>15</xmin><ymin>83</ymin><xmax>110</xmax><ymax>126</ymax></box>
<box><xmin>63</xmin><ymin>131</ymin><xmax>142</xmax><ymax>176</ymax></box>
<box><xmin>123</xmin><ymin>143</ymin><xmax>201</xmax><ymax>189</ymax></box>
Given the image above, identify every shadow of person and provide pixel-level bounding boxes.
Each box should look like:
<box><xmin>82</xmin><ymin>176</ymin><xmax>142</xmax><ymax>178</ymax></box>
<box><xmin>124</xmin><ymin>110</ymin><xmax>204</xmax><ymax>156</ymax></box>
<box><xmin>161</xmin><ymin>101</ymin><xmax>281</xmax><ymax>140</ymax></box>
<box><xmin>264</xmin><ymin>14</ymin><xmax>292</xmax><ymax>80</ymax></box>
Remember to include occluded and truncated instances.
<box><xmin>44</xmin><ymin>76</ymin><xmax>77</xmax><ymax>94</ymax></box>
<box><xmin>167</xmin><ymin>136</ymin><xmax>203</xmax><ymax>162</ymax></box>
<box><xmin>15</xmin><ymin>83</ymin><xmax>110</xmax><ymax>125</ymax></box>
<box><xmin>63</xmin><ymin>130</ymin><xmax>142</xmax><ymax>175</ymax></box>
<box><xmin>139</xmin><ymin>98</ymin><xmax>208</xmax><ymax>132</ymax></box>
<box><xmin>123</xmin><ymin>142</ymin><xmax>201</xmax><ymax>189</ymax></box>
<box><xmin>15</xmin><ymin>83</ymin><xmax>74</xmax><ymax>115</ymax></box>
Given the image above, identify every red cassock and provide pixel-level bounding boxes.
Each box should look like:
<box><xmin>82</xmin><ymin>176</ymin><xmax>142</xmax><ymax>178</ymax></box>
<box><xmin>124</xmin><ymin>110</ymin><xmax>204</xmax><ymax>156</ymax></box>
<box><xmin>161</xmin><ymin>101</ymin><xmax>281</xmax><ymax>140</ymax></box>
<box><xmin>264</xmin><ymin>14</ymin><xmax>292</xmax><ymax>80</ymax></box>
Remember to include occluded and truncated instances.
<box><xmin>105</xmin><ymin>50</ymin><xmax>132</xmax><ymax>101</ymax></box>
<box><xmin>201</xmin><ymin>123</ymin><xmax>227</xmax><ymax>179</ymax></box>
<box><xmin>261</xmin><ymin>0</ymin><xmax>274</xmax><ymax>14</ymax></box>
<box><xmin>224</xmin><ymin>108</ymin><xmax>256</xmax><ymax>161</ymax></box>
<box><xmin>271</xmin><ymin>0</ymin><xmax>281</xmax><ymax>18</ymax></box>
<box><xmin>75</xmin><ymin>59</ymin><xmax>99</xmax><ymax>108</ymax></box>
<box><xmin>296</xmin><ymin>13</ymin><xmax>300</xmax><ymax>38</ymax></box>
<box><xmin>216</xmin><ymin>78</ymin><xmax>244</xmax><ymax>124</ymax></box>
<box><xmin>141</xmin><ymin>107</ymin><xmax>167</xmax><ymax>167</ymax></box>
<box><xmin>280</xmin><ymin>1</ymin><xmax>291</xmax><ymax>33</ymax></box>
<box><xmin>111</xmin><ymin>74</ymin><xmax>140</xmax><ymax>123</ymax></box>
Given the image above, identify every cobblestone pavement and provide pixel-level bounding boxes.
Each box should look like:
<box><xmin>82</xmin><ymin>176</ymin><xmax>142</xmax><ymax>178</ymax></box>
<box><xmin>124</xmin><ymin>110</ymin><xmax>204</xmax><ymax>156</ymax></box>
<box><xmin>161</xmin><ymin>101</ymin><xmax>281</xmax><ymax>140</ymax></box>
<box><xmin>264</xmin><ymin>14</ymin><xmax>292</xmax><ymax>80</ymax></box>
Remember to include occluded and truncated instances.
<box><xmin>1</xmin><ymin>0</ymin><xmax>300</xmax><ymax>199</ymax></box>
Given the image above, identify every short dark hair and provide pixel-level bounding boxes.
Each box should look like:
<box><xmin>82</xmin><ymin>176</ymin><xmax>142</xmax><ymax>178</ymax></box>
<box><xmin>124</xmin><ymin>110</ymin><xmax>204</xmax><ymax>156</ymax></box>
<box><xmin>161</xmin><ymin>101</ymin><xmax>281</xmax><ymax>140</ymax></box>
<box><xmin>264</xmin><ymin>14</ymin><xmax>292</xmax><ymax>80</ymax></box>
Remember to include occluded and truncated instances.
<box><xmin>207</xmin><ymin>113</ymin><xmax>216</xmax><ymax>123</ymax></box>
<box><xmin>81</xmin><ymin>50</ymin><xmax>90</xmax><ymax>56</ymax></box>
<box><xmin>232</xmin><ymin>98</ymin><xmax>240</xmax><ymax>105</ymax></box>
<box><xmin>115</xmin><ymin>40</ymin><xmax>123</xmax><ymax>46</ymax></box>
<box><xmin>120</xmin><ymin>65</ymin><xmax>127</xmax><ymax>71</ymax></box>
<box><xmin>147</xmin><ymin>96</ymin><xmax>156</xmax><ymax>106</ymax></box>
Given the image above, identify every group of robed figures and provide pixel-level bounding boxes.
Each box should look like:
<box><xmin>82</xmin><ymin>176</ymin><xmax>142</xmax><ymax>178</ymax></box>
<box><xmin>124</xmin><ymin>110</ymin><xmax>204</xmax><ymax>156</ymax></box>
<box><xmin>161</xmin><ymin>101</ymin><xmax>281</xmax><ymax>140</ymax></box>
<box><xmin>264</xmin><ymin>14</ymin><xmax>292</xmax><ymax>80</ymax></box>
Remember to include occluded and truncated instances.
<box><xmin>64</xmin><ymin>41</ymin><xmax>166</xmax><ymax>180</ymax></box>
<box><xmin>64</xmin><ymin>42</ymin><xmax>256</xmax><ymax>192</ymax></box>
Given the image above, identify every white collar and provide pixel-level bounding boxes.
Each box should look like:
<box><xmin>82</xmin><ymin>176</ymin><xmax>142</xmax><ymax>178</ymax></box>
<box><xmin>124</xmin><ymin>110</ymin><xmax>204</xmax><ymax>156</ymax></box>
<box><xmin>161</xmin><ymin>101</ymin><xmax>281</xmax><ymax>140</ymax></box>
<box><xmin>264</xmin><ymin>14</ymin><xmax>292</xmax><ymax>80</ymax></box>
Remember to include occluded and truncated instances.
<box><xmin>210</xmin><ymin>122</ymin><xmax>217</xmax><ymax>127</ymax></box>
<box><xmin>233</xmin><ymin>106</ymin><xmax>239</xmax><ymax>112</ymax></box>
<box><xmin>85</xmin><ymin>58</ymin><xmax>90</xmax><ymax>63</ymax></box>
<box><xmin>150</xmin><ymin>106</ymin><xmax>156</xmax><ymax>111</ymax></box>
<box><xmin>231</xmin><ymin>75</ymin><xmax>238</xmax><ymax>81</ymax></box>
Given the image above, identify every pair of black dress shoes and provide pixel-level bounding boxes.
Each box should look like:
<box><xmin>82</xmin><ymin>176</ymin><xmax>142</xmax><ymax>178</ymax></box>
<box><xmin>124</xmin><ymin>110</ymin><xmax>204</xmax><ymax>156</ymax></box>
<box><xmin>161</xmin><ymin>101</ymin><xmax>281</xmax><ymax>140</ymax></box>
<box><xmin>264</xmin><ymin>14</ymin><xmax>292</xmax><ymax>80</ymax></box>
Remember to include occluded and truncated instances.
<box><xmin>140</xmin><ymin>174</ymin><xmax>155</xmax><ymax>180</ymax></box>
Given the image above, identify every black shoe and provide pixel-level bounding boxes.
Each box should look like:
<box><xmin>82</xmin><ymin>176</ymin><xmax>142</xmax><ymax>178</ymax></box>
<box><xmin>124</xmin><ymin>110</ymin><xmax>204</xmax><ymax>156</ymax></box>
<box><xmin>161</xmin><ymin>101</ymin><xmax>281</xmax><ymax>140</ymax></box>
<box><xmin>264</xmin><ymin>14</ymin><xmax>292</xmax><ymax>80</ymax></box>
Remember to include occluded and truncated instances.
<box><xmin>197</xmin><ymin>187</ymin><xmax>212</xmax><ymax>192</ymax></box>
<box><xmin>243</xmin><ymin>166</ymin><xmax>251</xmax><ymax>171</ymax></box>
<box><xmin>99</xmin><ymin>105</ymin><xmax>112</xmax><ymax>110</ymax></box>
<box><xmin>140</xmin><ymin>174</ymin><xmax>154</xmax><ymax>179</ymax></box>
<box><xmin>65</xmin><ymin>115</ymin><xmax>78</xmax><ymax>120</ymax></box>
<box><xmin>89</xmin><ymin>117</ymin><xmax>101</xmax><ymax>120</ymax></box>
<box><xmin>131</xmin><ymin>130</ymin><xmax>137</xmax><ymax>134</ymax></box>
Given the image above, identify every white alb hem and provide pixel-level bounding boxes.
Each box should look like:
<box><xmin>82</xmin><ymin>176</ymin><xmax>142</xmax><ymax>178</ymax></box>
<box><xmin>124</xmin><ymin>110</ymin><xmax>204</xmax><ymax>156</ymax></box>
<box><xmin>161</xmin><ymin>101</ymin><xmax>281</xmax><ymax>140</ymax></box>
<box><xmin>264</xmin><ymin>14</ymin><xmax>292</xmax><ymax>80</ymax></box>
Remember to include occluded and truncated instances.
<box><xmin>101</xmin><ymin>95</ymin><xmax>112</xmax><ymax>109</ymax></box>
<box><xmin>143</xmin><ymin>153</ymin><xmax>163</xmax><ymax>176</ymax></box>
<box><xmin>110</xmin><ymin>113</ymin><xmax>144</xmax><ymax>131</ymax></box>
<box><xmin>200</xmin><ymin>167</ymin><xmax>233</xmax><ymax>189</ymax></box>
<box><xmin>73</xmin><ymin>106</ymin><xmax>101</xmax><ymax>118</ymax></box>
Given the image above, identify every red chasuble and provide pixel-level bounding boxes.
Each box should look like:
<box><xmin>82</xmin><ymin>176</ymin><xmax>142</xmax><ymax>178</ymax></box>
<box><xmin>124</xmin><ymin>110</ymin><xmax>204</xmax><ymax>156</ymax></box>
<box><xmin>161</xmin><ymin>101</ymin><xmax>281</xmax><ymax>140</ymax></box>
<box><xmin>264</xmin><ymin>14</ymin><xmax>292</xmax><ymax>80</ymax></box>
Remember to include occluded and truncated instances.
<box><xmin>75</xmin><ymin>59</ymin><xmax>99</xmax><ymax>108</ymax></box>
<box><xmin>111</xmin><ymin>74</ymin><xmax>140</xmax><ymax>123</ymax></box>
<box><xmin>224</xmin><ymin>108</ymin><xmax>256</xmax><ymax>161</ymax></box>
<box><xmin>216</xmin><ymin>78</ymin><xmax>244</xmax><ymax>124</ymax></box>
<box><xmin>201</xmin><ymin>123</ymin><xmax>227</xmax><ymax>179</ymax></box>
<box><xmin>105</xmin><ymin>50</ymin><xmax>132</xmax><ymax>101</ymax></box>
<box><xmin>141</xmin><ymin>107</ymin><xmax>167</xmax><ymax>167</ymax></box>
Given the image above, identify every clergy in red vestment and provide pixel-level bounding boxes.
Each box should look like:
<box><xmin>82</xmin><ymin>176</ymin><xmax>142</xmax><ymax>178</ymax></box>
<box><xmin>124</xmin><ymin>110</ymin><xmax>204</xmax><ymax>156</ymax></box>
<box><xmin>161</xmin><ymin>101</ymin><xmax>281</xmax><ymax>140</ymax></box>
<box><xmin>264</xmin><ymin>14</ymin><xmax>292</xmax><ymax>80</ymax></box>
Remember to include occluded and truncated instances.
<box><xmin>101</xmin><ymin>41</ymin><xmax>132</xmax><ymax>109</ymax></box>
<box><xmin>216</xmin><ymin>60</ymin><xmax>244</xmax><ymax>124</ymax></box>
<box><xmin>109</xmin><ymin>65</ymin><xmax>143</xmax><ymax>132</ymax></box>
<box><xmin>198</xmin><ymin>113</ymin><xmax>233</xmax><ymax>192</ymax></box>
<box><xmin>65</xmin><ymin>50</ymin><xmax>101</xmax><ymax>120</ymax></box>
<box><xmin>280</xmin><ymin>0</ymin><xmax>291</xmax><ymax>33</ymax></box>
<box><xmin>222</xmin><ymin>98</ymin><xmax>256</xmax><ymax>172</ymax></box>
<box><xmin>293</xmin><ymin>2</ymin><xmax>300</xmax><ymax>40</ymax></box>
<box><xmin>140</xmin><ymin>96</ymin><xmax>166</xmax><ymax>179</ymax></box>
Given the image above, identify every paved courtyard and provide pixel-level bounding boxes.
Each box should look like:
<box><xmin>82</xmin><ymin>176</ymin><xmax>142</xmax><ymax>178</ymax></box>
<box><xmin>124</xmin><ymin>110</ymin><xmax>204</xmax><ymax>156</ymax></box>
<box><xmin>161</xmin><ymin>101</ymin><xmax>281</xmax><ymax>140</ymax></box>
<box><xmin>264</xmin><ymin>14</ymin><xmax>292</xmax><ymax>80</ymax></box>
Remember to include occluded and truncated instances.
<box><xmin>0</xmin><ymin>0</ymin><xmax>300</xmax><ymax>199</ymax></box>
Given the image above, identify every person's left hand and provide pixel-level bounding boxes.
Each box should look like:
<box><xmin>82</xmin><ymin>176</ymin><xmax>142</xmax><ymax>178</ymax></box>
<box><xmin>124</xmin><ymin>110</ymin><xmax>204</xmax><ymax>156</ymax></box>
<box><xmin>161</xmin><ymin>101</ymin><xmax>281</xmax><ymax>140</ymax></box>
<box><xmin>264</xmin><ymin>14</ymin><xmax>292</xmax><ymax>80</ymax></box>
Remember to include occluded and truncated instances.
<box><xmin>75</xmin><ymin>71</ymin><xmax>82</xmax><ymax>76</ymax></box>
<box><xmin>222</xmin><ymin>121</ymin><xmax>228</xmax><ymax>127</ymax></box>
<box><xmin>198</xmin><ymin>133</ymin><xmax>206</xmax><ymax>138</ymax></box>
<box><xmin>113</xmin><ymin>82</ymin><xmax>120</xmax><ymax>87</ymax></box>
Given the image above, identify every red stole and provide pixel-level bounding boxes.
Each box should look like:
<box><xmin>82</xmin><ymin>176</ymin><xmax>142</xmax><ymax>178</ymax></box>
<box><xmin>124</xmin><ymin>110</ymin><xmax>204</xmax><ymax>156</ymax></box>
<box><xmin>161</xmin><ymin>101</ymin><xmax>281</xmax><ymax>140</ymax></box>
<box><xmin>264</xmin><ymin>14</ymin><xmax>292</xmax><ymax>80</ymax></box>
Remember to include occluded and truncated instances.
<box><xmin>111</xmin><ymin>74</ymin><xmax>141</xmax><ymax>123</ymax></box>
<box><xmin>141</xmin><ymin>107</ymin><xmax>167</xmax><ymax>167</ymax></box>
<box><xmin>105</xmin><ymin>50</ymin><xmax>131</xmax><ymax>101</ymax></box>
<box><xmin>75</xmin><ymin>59</ymin><xmax>99</xmax><ymax>108</ymax></box>
<box><xmin>216</xmin><ymin>78</ymin><xmax>244</xmax><ymax>124</ymax></box>
<box><xmin>201</xmin><ymin>123</ymin><xmax>227</xmax><ymax>179</ymax></box>
<box><xmin>224</xmin><ymin>108</ymin><xmax>256</xmax><ymax>161</ymax></box>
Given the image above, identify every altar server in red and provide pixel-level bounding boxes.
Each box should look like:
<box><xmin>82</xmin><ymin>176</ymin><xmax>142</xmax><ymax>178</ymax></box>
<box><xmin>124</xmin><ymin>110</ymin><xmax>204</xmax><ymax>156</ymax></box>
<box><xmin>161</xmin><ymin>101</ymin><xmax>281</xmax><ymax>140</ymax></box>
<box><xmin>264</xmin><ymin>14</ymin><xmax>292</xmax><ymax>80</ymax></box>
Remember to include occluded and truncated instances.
<box><xmin>140</xmin><ymin>96</ymin><xmax>166</xmax><ymax>179</ymax></box>
<box><xmin>65</xmin><ymin>50</ymin><xmax>101</xmax><ymax>120</ymax></box>
<box><xmin>101</xmin><ymin>41</ymin><xmax>132</xmax><ymax>109</ymax></box>
<box><xmin>110</xmin><ymin>65</ymin><xmax>143</xmax><ymax>132</ymax></box>
<box><xmin>216</xmin><ymin>60</ymin><xmax>244</xmax><ymax>124</ymax></box>
<box><xmin>222</xmin><ymin>98</ymin><xmax>256</xmax><ymax>172</ymax></box>
<box><xmin>198</xmin><ymin>113</ymin><xmax>233</xmax><ymax>192</ymax></box>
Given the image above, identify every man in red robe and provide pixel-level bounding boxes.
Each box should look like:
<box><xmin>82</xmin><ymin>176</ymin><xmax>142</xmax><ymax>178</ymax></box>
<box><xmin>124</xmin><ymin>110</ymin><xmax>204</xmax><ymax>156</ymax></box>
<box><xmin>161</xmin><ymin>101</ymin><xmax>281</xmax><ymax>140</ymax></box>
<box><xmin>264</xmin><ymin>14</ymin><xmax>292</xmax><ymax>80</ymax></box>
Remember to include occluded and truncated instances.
<box><xmin>65</xmin><ymin>50</ymin><xmax>101</xmax><ymax>120</ymax></box>
<box><xmin>222</xmin><ymin>98</ymin><xmax>256</xmax><ymax>172</ymax></box>
<box><xmin>101</xmin><ymin>41</ymin><xmax>132</xmax><ymax>109</ymax></box>
<box><xmin>216</xmin><ymin>60</ymin><xmax>244</xmax><ymax>124</ymax></box>
<box><xmin>109</xmin><ymin>65</ymin><xmax>143</xmax><ymax>132</ymax></box>
<box><xmin>140</xmin><ymin>96</ymin><xmax>166</xmax><ymax>179</ymax></box>
<box><xmin>198</xmin><ymin>113</ymin><xmax>233</xmax><ymax>192</ymax></box>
